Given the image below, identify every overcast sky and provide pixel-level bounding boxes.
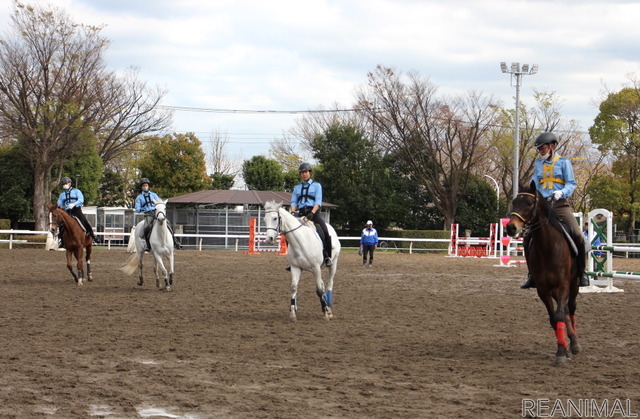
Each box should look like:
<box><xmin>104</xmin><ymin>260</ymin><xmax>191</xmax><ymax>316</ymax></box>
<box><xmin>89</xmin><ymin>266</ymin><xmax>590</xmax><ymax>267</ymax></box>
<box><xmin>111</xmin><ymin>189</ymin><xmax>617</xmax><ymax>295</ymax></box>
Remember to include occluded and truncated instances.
<box><xmin>2</xmin><ymin>0</ymin><xmax>640</xmax><ymax>164</ymax></box>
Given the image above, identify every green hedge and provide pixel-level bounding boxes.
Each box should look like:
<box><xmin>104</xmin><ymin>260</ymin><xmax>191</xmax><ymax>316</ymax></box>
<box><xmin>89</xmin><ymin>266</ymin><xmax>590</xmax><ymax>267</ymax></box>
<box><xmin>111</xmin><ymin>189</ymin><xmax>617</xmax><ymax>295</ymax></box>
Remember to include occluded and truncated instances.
<box><xmin>0</xmin><ymin>219</ymin><xmax>9</xmax><ymax>240</ymax></box>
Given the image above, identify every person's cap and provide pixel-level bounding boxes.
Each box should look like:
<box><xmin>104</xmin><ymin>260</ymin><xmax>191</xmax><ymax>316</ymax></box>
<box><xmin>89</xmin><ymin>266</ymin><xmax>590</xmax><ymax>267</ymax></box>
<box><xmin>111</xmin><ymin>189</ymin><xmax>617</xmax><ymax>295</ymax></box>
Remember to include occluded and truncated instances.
<box><xmin>366</xmin><ymin>220</ymin><xmax>373</xmax><ymax>225</ymax></box>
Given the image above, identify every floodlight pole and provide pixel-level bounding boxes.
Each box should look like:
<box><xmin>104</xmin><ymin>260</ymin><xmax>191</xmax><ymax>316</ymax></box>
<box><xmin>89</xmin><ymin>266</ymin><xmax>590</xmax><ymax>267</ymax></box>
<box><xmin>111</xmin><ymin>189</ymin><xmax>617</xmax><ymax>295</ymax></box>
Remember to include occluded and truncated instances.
<box><xmin>500</xmin><ymin>62</ymin><xmax>538</xmax><ymax>199</ymax></box>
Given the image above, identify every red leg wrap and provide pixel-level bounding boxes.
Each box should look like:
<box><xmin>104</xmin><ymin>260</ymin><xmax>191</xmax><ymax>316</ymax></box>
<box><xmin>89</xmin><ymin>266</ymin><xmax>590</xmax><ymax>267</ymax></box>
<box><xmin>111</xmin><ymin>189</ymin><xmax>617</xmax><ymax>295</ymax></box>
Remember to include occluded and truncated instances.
<box><xmin>555</xmin><ymin>322</ymin><xmax>567</xmax><ymax>348</ymax></box>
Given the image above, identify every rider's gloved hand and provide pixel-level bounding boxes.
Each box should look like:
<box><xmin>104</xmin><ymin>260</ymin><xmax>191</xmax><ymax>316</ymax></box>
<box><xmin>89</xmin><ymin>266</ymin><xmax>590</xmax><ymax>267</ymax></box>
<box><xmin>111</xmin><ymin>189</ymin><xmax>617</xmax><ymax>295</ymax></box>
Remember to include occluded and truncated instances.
<box><xmin>67</xmin><ymin>202</ymin><xmax>76</xmax><ymax>209</ymax></box>
<box><xmin>553</xmin><ymin>190</ymin><xmax>563</xmax><ymax>201</ymax></box>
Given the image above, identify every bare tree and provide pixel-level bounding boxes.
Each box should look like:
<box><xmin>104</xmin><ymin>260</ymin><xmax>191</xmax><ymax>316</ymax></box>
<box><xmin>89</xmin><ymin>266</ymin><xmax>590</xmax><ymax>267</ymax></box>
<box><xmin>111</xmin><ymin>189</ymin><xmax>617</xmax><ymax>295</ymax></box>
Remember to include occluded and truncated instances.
<box><xmin>272</xmin><ymin>103</ymin><xmax>373</xmax><ymax>170</ymax></box>
<box><xmin>0</xmin><ymin>2</ymin><xmax>172</xmax><ymax>229</ymax></box>
<box><xmin>0</xmin><ymin>1</ymin><xmax>110</xmax><ymax>229</ymax></box>
<box><xmin>354</xmin><ymin>65</ymin><xmax>501</xmax><ymax>228</ymax></box>
<box><xmin>93</xmin><ymin>67</ymin><xmax>172</xmax><ymax>164</ymax></box>
<box><xmin>206</xmin><ymin>129</ymin><xmax>236</xmax><ymax>175</ymax></box>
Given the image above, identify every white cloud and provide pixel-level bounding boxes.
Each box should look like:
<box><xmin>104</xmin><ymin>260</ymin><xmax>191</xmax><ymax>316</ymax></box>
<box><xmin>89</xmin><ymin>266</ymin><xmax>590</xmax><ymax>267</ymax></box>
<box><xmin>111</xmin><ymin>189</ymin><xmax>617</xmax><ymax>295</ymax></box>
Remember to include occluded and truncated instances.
<box><xmin>1</xmin><ymin>0</ymin><xmax>640</xmax><ymax>159</ymax></box>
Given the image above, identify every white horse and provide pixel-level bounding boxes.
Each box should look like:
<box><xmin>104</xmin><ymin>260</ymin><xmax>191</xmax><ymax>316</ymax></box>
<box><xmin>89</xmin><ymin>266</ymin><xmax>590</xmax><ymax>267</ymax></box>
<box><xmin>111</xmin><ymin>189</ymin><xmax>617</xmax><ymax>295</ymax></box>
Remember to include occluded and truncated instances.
<box><xmin>263</xmin><ymin>201</ymin><xmax>340</xmax><ymax>321</ymax></box>
<box><xmin>121</xmin><ymin>201</ymin><xmax>175</xmax><ymax>291</ymax></box>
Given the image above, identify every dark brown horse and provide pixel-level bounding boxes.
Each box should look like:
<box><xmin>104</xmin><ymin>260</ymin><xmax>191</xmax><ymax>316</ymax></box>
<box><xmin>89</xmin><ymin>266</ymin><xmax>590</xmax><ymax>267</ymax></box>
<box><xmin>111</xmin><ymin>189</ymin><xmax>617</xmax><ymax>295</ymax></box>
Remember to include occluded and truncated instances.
<box><xmin>48</xmin><ymin>204</ymin><xmax>93</xmax><ymax>285</ymax></box>
<box><xmin>506</xmin><ymin>182</ymin><xmax>581</xmax><ymax>365</ymax></box>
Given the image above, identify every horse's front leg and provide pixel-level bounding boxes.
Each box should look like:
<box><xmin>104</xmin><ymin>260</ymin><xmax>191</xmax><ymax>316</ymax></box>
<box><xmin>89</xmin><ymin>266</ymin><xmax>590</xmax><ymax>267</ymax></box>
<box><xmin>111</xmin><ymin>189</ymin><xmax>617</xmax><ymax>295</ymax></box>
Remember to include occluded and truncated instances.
<box><xmin>566</xmin><ymin>287</ymin><xmax>581</xmax><ymax>355</ymax></box>
<box><xmin>552</xmin><ymin>297</ymin><xmax>570</xmax><ymax>366</ymax></box>
<box><xmin>165</xmin><ymin>252</ymin><xmax>175</xmax><ymax>291</ymax></box>
<box><xmin>154</xmin><ymin>254</ymin><xmax>168</xmax><ymax>291</ymax></box>
<box><xmin>65</xmin><ymin>250</ymin><xmax>79</xmax><ymax>283</ymax></box>
<box><xmin>323</xmin><ymin>259</ymin><xmax>338</xmax><ymax>319</ymax></box>
<box><xmin>313</xmin><ymin>268</ymin><xmax>330</xmax><ymax>321</ymax></box>
<box><xmin>289</xmin><ymin>267</ymin><xmax>302</xmax><ymax>322</ymax></box>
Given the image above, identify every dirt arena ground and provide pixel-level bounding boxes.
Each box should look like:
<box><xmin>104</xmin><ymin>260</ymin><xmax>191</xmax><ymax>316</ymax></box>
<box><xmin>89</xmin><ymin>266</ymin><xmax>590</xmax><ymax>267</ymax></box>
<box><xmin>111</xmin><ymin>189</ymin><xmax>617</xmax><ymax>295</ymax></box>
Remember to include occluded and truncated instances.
<box><xmin>0</xmin><ymin>247</ymin><xmax>639</xmax><ymax>418</ymax></box>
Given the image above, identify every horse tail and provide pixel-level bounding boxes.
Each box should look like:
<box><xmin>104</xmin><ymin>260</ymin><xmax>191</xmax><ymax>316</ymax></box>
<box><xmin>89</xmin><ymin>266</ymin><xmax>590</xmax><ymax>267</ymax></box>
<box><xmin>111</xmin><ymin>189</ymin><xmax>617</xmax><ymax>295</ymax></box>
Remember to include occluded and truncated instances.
<box><xmin>120</xmin><ymin>253</ymin><xmax>139</xmax><ymax>276</ymax></box>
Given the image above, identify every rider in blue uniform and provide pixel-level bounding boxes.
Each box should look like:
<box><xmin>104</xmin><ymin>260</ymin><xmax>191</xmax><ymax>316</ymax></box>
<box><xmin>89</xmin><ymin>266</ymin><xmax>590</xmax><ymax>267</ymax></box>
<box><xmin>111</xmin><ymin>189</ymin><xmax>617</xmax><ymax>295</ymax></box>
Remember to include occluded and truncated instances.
<box><xmin>56</xmin><ymin>176</ymin><xmax>96</xmax><ymax>245</ymax></box>
<box><xmin>135</xmin><ymin>178</ymin><xmax>161</xmax><ymax>252</ymax></box>
<box><xmin>520</xmin><ymin>132</ymin><xmax>590</xmax><ymax>289</ymax></box>
<box><xmin>290</xmin><ymin>162</ymin><xmax>333</xmax><ymax>267</ymax></box>
<box><xmin>135</xmin><ymin>178</ymin><xmax>181</xmax><ymax>251</ymax></box>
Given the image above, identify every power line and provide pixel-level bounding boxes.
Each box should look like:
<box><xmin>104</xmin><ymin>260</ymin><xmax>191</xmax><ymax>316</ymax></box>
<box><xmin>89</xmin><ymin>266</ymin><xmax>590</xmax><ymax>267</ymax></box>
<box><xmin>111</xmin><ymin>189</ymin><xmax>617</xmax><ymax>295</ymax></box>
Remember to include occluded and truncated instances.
<box><xmin>159</xmin><ymin>105</ymin><xmax>361</xmax><ymax>114</ymax></box>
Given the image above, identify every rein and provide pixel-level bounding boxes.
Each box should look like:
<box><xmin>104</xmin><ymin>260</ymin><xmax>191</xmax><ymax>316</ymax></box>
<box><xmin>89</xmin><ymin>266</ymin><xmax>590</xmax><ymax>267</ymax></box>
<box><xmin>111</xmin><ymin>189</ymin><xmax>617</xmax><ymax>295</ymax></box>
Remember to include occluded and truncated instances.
<box><xmin>510</xmin><ymin>192</ymin><xmax>536</xmax><ymax>224</ymax></box>
<box><xmin>511</xmin><ymin>191</ymin><xmax>555</xmax><ymax>233</ymax></box>
<box><xmin>265</xmin><ymin>209</ymin><xmax>305</xmax><ymax>235</ymax></box>
<box><xmin>50</xmin><ymin>209</ymin><xmax>64</xmax><ymax>233</ymax></box>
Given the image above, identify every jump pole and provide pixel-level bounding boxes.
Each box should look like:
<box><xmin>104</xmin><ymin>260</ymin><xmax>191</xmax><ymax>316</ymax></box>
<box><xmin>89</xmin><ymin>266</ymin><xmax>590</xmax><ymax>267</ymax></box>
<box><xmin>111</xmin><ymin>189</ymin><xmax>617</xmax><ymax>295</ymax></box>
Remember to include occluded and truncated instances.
<box><xmin>244</xmin><ymin>218</ymin><xmax>287</xmax><ymax>255</ymax></box>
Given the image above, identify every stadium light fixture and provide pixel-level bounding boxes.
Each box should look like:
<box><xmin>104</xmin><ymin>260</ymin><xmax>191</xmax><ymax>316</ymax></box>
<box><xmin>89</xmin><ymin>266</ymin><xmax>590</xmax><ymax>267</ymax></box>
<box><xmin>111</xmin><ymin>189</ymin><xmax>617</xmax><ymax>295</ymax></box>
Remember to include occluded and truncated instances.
<box><xmin>500</xmin><ymin>61</ymin><xmax>539</xmax><ymax>199</ymax></box>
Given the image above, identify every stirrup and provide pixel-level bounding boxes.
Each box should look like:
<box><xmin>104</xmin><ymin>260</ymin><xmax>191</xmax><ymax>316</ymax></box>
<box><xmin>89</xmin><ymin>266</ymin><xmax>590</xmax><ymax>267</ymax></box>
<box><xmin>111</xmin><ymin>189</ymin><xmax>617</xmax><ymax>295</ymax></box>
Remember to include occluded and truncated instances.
<box><xmin>324</xmin><ymin>257</ymin><xmax>333</xmax><ymax>267</ymax></box>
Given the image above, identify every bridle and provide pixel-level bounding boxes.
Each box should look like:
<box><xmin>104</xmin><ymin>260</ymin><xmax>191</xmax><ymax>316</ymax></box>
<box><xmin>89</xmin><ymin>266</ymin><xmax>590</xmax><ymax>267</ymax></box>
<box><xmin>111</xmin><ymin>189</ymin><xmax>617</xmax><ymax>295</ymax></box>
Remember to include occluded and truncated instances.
<box><xmin>510</xmin><ymin>192</ymin><xmax>537</xmax><ymax>225</ymax></box>
<box><xmin>49</xmin><ymin>208</ymin><xmax>63</xmax><ymax>234</ymax></box>
<box><xmin>265</xmin><ymin>209</ymin><xmax>304</xmax><ymax>236</ymax></box>
<box><xmin>511</xmin><ymin>191</ymin><xmax>554</xmax><ymax>233</ymax></box>
<box><xmin>154</xmin><ymin>205</ymin><xmax>167</xmax><ymax>222</ymax></box>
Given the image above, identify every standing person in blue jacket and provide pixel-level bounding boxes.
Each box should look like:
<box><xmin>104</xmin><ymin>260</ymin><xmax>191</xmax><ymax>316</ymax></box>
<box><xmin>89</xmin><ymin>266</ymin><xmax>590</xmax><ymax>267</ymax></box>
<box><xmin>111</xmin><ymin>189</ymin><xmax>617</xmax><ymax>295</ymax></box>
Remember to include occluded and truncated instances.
<box><xmin>56</xmin><ymin>176</ymin><xmax>96</xmax><ymax>245</ymax></box>
<box><xmin>135</xmin><ymin>177</ymin><xmax>161</xmax><ymax>252</ymax></box>
<box><xmin>290</xmin><ymin>162</ymin><xmax>333</xmax><ymax>267</ymax></box>
<box><xmin>360</xmin><ymin>220</ymin><xmax>378</xmax><ymax>267</ymax></box>
<box><xmin>520</xmin><ymin>132</ymin><xmax>590</xmax><ymax>289</ymax></box>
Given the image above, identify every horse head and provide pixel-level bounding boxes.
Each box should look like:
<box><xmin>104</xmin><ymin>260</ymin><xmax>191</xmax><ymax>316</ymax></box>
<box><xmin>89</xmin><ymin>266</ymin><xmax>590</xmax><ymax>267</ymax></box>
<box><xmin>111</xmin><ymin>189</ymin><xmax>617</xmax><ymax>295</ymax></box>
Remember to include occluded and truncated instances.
<box><xmin>506</xmin><ymin>181</ymin><xmax>540</xmax><ymax>237</ymax></box>
<box><xmin>264</xmin><ymin>201</ymin><xmax>282</xmax><ymax>244</ymax></box>
<box><xmin>47</xmin><ymin>204</ymin><xmax>63</xmax><ymax>234</ymax></box>
<box><xmin>154</xmin><ymin>200</ymin><xmax>168</xmax><ymax>225</ymax></box>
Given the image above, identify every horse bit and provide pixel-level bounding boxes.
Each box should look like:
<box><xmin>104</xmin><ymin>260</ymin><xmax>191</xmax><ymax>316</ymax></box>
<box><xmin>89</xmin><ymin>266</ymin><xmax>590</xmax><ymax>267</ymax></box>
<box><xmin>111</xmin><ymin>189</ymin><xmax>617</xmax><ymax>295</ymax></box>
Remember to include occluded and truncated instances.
<box><xmin>265</xmin><ymin>210</ymin><xmax>304</xmax><ymax>236</ymax></box>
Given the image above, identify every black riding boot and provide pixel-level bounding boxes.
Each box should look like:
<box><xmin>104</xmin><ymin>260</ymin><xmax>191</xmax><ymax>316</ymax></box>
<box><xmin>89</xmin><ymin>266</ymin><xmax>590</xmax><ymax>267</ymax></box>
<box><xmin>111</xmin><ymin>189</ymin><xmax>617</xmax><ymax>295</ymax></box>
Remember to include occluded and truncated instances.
<box><xmin>579</xmin><ymin>272</ymin><xmax>590</xmax><ymax>287</ymax></box>
<box><xmin>520</xmin><ymin>273</ymin><xmax>535</xmax><ymax>289</ymax></box>
<box><xmin>324</xmin><ymin>240</ymin><xmax>333</xmax><ymax>267</ymax></box>
<box><xmin>143</xmin><ymin>227</ymin><xmax>151</xmax><ymax>252</ymax></box>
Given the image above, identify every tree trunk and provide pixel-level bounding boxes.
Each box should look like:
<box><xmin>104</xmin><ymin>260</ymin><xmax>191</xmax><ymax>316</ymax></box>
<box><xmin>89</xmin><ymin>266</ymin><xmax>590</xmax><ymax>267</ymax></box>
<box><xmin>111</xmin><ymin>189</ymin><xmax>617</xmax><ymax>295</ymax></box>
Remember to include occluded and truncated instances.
<box><xmin>32</xmin><ymin>162</ymin><xmax>52</xmax><ymax>231</ymax></box>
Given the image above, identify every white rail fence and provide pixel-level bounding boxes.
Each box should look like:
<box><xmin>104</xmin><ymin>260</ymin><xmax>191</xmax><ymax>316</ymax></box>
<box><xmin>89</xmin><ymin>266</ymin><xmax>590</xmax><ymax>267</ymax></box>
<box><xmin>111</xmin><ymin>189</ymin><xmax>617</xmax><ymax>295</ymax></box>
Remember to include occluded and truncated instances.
<box><xmin>0</xmin><ymin>229</ymin><xmax>450</xmax><ymax>253</ymax></box>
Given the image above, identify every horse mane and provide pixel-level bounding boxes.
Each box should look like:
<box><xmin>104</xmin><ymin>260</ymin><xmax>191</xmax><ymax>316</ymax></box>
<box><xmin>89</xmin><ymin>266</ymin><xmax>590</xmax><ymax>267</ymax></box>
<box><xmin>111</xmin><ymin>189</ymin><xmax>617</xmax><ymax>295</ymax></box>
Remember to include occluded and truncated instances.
<box><xmin>49</xmin><ymin>204</ymin><xmax>74</xmax><ymax>225</ymax></box>
<box><xmin>265</xmin><ymin>200</ymin><xmax>283</xmax><ymax>212</ymax></box>
<box><xmin>520</xmin><ymin>184</ymin><xmax>564</xmax><ymax>233</ymax></box>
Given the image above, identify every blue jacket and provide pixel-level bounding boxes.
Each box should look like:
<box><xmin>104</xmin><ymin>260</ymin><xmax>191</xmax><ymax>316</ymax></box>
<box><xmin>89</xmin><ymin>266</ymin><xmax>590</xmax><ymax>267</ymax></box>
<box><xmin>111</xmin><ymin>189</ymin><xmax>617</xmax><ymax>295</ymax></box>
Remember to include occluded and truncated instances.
<box><xmin>135</xmin><ymin>191</ymin><xmax>162</xmax><ymax>213</ymax></box>
<box><xmin>361</xmin><ymin>227</ymin><xmax>378</xmax><ymax>246</ymax></box>
<box><xmin>531</xmin><ymin>154</ymin><xmax>577</xmax><ymax>199</ymax></box>
<box><xmin>57</xmin><ymin>187</ymin><xmax>85</xmax><ymax>210</ymax></box>
<box><xmin>291</xmin><ymin>179</ymin><xmax>323</xmax><ymax>209</ymax></box>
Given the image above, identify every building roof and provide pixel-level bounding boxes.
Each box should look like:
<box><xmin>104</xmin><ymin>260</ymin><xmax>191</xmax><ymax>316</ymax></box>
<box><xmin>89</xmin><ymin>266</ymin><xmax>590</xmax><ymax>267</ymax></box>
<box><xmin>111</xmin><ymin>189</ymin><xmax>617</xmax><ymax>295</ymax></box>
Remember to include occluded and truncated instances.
<box><xmin>167</xmin><ymin>190</ymin><xmax>336</xmax><ymax>208</ymax></box>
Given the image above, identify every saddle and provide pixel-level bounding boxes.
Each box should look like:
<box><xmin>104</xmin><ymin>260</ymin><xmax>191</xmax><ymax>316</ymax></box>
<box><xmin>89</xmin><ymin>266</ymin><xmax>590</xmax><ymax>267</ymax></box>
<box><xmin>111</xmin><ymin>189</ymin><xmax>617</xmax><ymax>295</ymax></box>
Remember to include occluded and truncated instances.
<box><xmin>299</xmin><ymin>217</ymin><xmax>325</xmax><ymax>243</ymax></box>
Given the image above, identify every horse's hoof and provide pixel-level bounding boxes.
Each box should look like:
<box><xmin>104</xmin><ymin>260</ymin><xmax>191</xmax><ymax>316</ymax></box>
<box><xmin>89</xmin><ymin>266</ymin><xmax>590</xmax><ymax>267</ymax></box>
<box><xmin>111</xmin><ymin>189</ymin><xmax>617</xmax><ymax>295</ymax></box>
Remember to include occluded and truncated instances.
<box><xmin>571</xmin><ymin>341</ymin><xmax>582</xmax><ymax>355</ymax></box>
<box><xmin>165</xmin><ymin>286</ymin><xmax>172</xmax><ymax>292</ymax></box>
<box><xmin>553</xmin><ymin>356</ymin><xmax>568</xmax><ymax>366</ymax></box>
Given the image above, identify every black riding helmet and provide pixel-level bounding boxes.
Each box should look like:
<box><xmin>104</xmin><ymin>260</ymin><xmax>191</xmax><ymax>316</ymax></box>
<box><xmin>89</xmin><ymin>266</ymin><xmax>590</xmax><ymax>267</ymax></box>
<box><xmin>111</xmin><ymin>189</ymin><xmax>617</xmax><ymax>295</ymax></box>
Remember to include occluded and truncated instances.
<box><xmin>61</xmin><ymin>177</ymin><xmax>72</xmax><ymax>185</ymax></box>
<box><xmin>298</xmin><ymin>162</ymin><xmax>312</xmax><ymax>172</ymax></box>
<box><xmin>534</xmin><ymin>132</ymin><xmax>558</xmax><ymax>149</ymax></box>
<box><xmin>139</xmin><ymin>177</ymin><xmax>151</xmax><ymax>186</ymax></box>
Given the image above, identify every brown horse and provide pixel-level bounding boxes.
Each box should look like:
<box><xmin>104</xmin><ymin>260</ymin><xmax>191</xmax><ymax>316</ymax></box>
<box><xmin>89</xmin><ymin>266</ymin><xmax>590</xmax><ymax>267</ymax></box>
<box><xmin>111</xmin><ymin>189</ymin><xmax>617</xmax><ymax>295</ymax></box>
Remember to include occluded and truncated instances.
<box><xmin>48</xmin><ymin>204</ymin><xmax>93</xmax><ymax>285</ymax></box>
<box><xmin>506</xmin><ymin>182</ymin><xmax>581</xmax><ymax>365</ymax></box>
